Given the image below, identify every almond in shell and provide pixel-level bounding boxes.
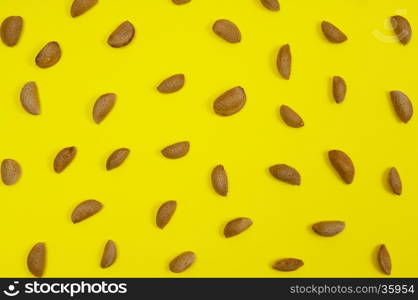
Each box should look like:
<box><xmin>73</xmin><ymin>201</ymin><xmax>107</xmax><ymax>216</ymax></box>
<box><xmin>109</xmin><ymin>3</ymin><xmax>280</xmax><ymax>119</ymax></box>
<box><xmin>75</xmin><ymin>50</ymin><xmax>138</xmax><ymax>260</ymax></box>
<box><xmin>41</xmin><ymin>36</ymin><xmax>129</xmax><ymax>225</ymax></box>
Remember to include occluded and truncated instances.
<box><xmin>54</xmin><ymin>147</ymin><xmax>77</xmax><ymax>173</ymax></box>
<box><xmin>224</xmin><ymin>217</ymin><xmax>253</xmax><ymax>238</ymax></box>
<box><xmin>213</xmin><ymin>86</ymin><xmax>246</xmax><ymax>116</ymax></box>
<box><xmin>27</xmin><ymin>242</ymin><xmax>46</xmax><ymax>277</ymax></box>
<box><xmin>157</xmin><ymin>74</ymin><xmax>185</xmax><ymax>93</ymax></box>
<box><xmin>312</xmin><ymin>221</ymin><xmax>345</xmax><ymax>237</ymax></box>
<box><xmin>161</xmin><ymin>141</ymin><xmax>190</xmax><ymax>159</ymax></box>
<box><xmin>71</xmin><ymin>199</ymin><xmax>103</xmax><ymax>223</ymax></box>
<box><xmin>35</xmin><ymin>41</ymin><xmax>61</xmax><ymax>68</ymax></box>
<box><xmin>20</xmin><ymin>81</ymin><xmax>41</xmax><ymax>115</ymax></box>
<box><xmin>277</xmin><ymin>44</ymin><xmax>291</xmax><ymax>79</ymax></box>
<box><xmin>212</xmin><ymin>19</ymin><xmax>241</xmax><ymax>43</ymax></box>
<box><xmin>108</xmin><ymin>21</ymin><xmax>135</xmax><ymax>48</ymax></box>
<box><xmin>71</xmin><ymin>0</ymin><xmax>98</xmax><ymax>17</ymax></box>
<box><xmin>321</xmin><ymin>21</ymin><xmax>347</xmax><ymax>43</ymax></box>
<box><xmin>1</xmin><ymin>159</ymin><xmax>21</xmax><ymax>185</ymax></box>
<box><xmin>390</xmin><ymin>90</ymin><xmax>413</xmax><ymax>123</ymax></box>
<box><xmin>169</xmin><ymin>251</ymin><xmax>196</xmax><ymax>273</ymax></box>
<box><xmin>328</xmin><ymin>150</ymin><xmax>355</xmax><ymax>184</ymax></box>
<box><xmin>156</xmin><ymin>200</ymin><xmax>177</xmax><ymax>229</ymax></box>
<box><xmin>101</xmin><ymin>240</ymin><xmax>117</xmax><ymax>268</ymax></box>
<box><xmin>106</xmin><ymin>148</ymin><xmax>130</xmax><ymax>170</ymax></box>
<box><xmin>391</xmin><ymin>15</ymin><xmax>412</xmax><ymax>45</ymax></box>
<box><xmin>273</xmin><ymin>258</ymin><xmax>304</xmax><ymax>271</ymax></box>
<box><xmin>1</xmin><ymin>16</ymin><xmax>23</xmax><ymax>46</ymax></box>
<box><xmin>269</xmin><ymin>164</ymin><xmax>301</xmax><ymax>185</ymax></box>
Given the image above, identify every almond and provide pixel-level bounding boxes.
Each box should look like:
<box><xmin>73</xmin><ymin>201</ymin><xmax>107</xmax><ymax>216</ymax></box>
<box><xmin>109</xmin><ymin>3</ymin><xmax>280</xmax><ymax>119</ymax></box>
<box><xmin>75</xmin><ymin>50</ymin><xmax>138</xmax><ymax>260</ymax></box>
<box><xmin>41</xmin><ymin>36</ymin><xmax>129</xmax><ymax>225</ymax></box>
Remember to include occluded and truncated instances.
<box><xmin>27</xmin><ymin>242</ymin><xmax>46</xmax><ymax>277</ymax></box>
<box><xmin>391</xmin><ymin>15</ymin><xmax>412</xmax><ymax>45</ymax></box>
<box><xmin>172</xmin><ymin>0</ymin><xmax>191</xmax><ymax>4</ymax></box>
<box><xmin>269</xmin><ymin>164</ymin><xmax>301</xmax><ymax>185</ymax></box>
<box><xmin>106</xmin><ymin>148</ymin><xmax>130</xmax><ymax>170</ymax></box>
<box><xmin>101</xmin><ymin>240</ymin><xmax>117</xmax><ymax>268</ymax></box>
<box><xmin>390</xmin><ymin>90</ymin><xmax>413</xmax><ymax>123</ymax></box>
<box><xmin>161</xmin><ymin>141</ymin><xmax>190</xmax><ymax>159</ymax></box>
<box><xmin>157</xmin><ymin>74</ymin><xmax>185</xmax><ymax>93</ymax></box>
<box><xmin>169</xmin><ymin>251</ymin><xmax>196</xmax><ymax>273</ymax></box>
<box><xmin>312</xmin><ymin>221</ymin><xmax>345</xmax><ymax>237</ymax></box>
<box><xmin>71</xmin><ymin>0</ymin><xmax>98</xmax><ymax>17</ymax></box>
<box><xmin>212</xmin><ymin>19</ymin><xmax>241</xmax><ymax>43</ymax></box>
<box><xmin>93</xmin><ymin>93</ymin><xmax>116</xmax><ymax>124</ymax></box>
<box><xmin>20</xmin><ymin>81</ymin><xmax>41</xmax><ymax>115</ymax></box>
<box><xmin>328</xmin><ymin>150</ymin><xmax>355</xmax><ymax>184</ymax></box>
<box><xmin>224</xmin><ymin>217</ymin><xmax>253</xmax><ymax>238</ymax></box>
<box><xmin>54</xmin><ymin>147</ymin><xmax>77</xmax><ymax>173</ymax></box>
<box><xmin>35</xmin><ymin>41</ymin><xmax>61</xmax><ymax>68</ymax></box>
<box><xmin>388</xmin><ymin>167</ymin><xmax>402</xmax><ymax>195</ymax></box>
<box><xmin>1</xmin><ymin>159</ymin><xmax>21</xmax><ymax>185</ymax></box>
<box><xmin>156</xmin><ymin>200</ymin><xmax>177</xmax><ymax>229</ymax></box>
<box><xmin>378</xmin><ymin>244</ymin><xmax>391</xmax><ymax>275</ymax></box>
<box><xmin>213</xmin><ymin>86</ymin><xmax>246</xmax><ymax>116</ymax></box>
<box><xmin>321</xmin><ymin>21</ymin><xmax>347</xmax><ymax>43</ymax></box>
<box><xmin>211</xmin><ymin>165</ymin><xmax>228</xmax><ymax>196</ymax></box>
<box><xmin>333</xmin><ymin>76</ymin><xmax>346</xmax><ymax>103</ymax></box>
<box><xmin>277</xmin><ymin>44</ymin><xmax>291</xmax><ymax>79</ymax></box>
<box><xmin>1</xmin><ymin>16</ymin><xmax>23</xmax><ymax>46</ymax></box>
<box><xmin>261</xmin><ymin>0</ymin><xmax>280</xmax><ymax>11</ymax></box>
<box><xmin>71</xmin><ymin>199</ymin><xmax>103</xmax><ymax>223</ymax></box>
<box><xmin>273</xmin><ymin>258</ymin><xmax>304</xmax><ymax>271</ymax></box>
<box><xmin>108</xmin><ymin>21</ymin><xmax>135</xmax><ymax>48</ymax></box>
<box><xmin>280</xmin><ymin>105</ymin><xmax>304</xmax><ymax>128</ymax></box>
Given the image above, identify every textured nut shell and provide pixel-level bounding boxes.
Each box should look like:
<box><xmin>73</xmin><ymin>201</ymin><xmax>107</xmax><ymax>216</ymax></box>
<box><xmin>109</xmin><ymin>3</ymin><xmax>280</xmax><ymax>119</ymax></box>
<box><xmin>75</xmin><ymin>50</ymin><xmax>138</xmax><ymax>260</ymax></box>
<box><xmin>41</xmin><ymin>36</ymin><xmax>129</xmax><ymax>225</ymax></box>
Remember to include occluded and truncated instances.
<box><xmin>54</xmin><ymin>147</ymin><xmax>77</xmax><ymax>173</ymax></box>
<box><xmin>280</xmin><ymin>105</ymin><xmax>304</xmax><ymax>128</ymax></box>
<box><xmin>27</xmin><ymin>243</ymin><xmax>46</xmax><ymax>277</ymax></box>
<box><xmin>277</xmin><ymin>44</ymin><xmax>291</xmax><ymax>79</ymax></box>
<box><xmin>1</xmin><ymin>159</ymin><xmax>21</xmax><ymax>185</ymax></box>
<box><xmin>391</xmin><ymin>15</ymin><xmax>412</xmax><ymax>45</ymax></box>
<box><xmin>269</xmin><ymin>164</ymin><xmax>301</xmax><ymax>185</ymax></box>
<box><xmin>390</xmin><ymin>90</ymin><xmax>413</xmax><ymax>123</ymax></box>
<box><xmin>321</xmin><ymin>21</ymin><xmax>347</xmax><ymax>43</ymax></box>
<box><xmin>211</xmin><ymin>165</ymin><xmax>228</xmax><ymax>196</ymax></box>
<box><xmin>261</xmin><ymin>0</ymin><xmax>280</xmax><ymax>11</ymax></box>
<box><xmin>333</xmin><ymin>76</ymin><xmax>346</xmax><ymax>103</ymax></box>
<box><xmin>312</xmin><ymin>221</ymin><xmax>345</xmax><ymax>237</ymax></box>
<box><xmin>273</xmin><ymin>258</ymin><xmax>304</xmax><ymax>271</ymax></box>
<box><xmin>212</xmin><ymin>19</ymin><xmax>241</xmax><ymax>43</ymax></box>
<box><xmin>20</xmin><ymin>81</ymin><xmax>41</xmax><ymax>115</ymax></box>
<box><xmin>172</xmin><ymin>0</ymin><xmax>191</xmax><ymax>5</ymax></box>
<box><xmin>169</xmin><ymin>251</ymin><xmax>196</xmax><ymax>273</ymax></box>
<box><xmin>388</xmin><ymin>167</ymin><xmax>402</xmax><ymax>195</ymax></box>
<box><xmin>224</xmin><ymin>217</ymin><xmax>253</xmax><ymax>238</ymax></box>
<box><xmin>213</xmin><ymin>86</ymin><xmax>246</xmax><ymax>116</ymax></box>
<box><xmin>156</xmin><ymin>200</ymin><xmax>177</xmax><ymax>229</ymax></box>
<box><xmin>328</xmin><ymin>150</ymin><xmax>355</xmax><ymax>184</ymax></box>
<box><xmin>93</xmin><ymin>93</ymin><xmax>116</xmax><ymax>124</ymax></box>
<box><xmin>157</xmin><ymin>74</ymin><xmax>185</xmax><ymax>93</ymax></box>
<box><xmin>161</xmin><ymin>141</ymin><xmax>190</xmax><ymax>159</ymax></box>
<box><xmin>71</xmin><ymin>0</ymin><xmax>98</xmax><ymax>17</ymax></box>
<box><xmin>108</xmin><ymin>21</ymin><xmax>135</xmax><ymax>48</ymax></box>
<box><xmin>378</xmin><ymin>244</ymin><xmax>392</xmax><ymax>275</ymax></box>
<box><xmin>71</xmin><ymin>199</ymin><xmax>103</xmax><ymax>223</ymax></box>
<box><xmin>101</xmin><ymin>240</ymin><xmax>117</xmax><ymax>268</ymax></box>
<box><xmin>106</xmin><ymin>148</ymin><xmax>130</xmax><ymax>170</ymax></box>
<box><xmin>1</xmin><ymin>16</ymin><xmax>23</xmax><ymax>46</ymax></box>
<box><xmin>35</xmin><ymin>41</ymin><xmax>61</xmax><ymax>68</ymax></box>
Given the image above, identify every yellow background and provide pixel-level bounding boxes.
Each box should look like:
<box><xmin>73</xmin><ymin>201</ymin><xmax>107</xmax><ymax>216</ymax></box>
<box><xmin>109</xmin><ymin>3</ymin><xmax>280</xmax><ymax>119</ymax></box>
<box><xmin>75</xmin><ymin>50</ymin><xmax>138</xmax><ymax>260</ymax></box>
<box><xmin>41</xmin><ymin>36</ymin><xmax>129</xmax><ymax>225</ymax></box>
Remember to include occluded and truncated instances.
<box><xmin>0</xmin><ymin>0</ymin><xmax>417</xmax><ymax>277</ymax></box>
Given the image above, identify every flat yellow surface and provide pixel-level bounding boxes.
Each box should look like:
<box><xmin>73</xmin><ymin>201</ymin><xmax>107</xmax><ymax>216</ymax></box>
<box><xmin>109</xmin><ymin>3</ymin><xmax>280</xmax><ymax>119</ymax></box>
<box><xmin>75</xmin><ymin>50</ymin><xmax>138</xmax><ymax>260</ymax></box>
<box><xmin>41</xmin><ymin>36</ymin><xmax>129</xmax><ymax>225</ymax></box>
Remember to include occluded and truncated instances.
<box><xmin>0</xmin><ymin>0</ymin><xmax>417</xmax><ymax>278</ymax></box>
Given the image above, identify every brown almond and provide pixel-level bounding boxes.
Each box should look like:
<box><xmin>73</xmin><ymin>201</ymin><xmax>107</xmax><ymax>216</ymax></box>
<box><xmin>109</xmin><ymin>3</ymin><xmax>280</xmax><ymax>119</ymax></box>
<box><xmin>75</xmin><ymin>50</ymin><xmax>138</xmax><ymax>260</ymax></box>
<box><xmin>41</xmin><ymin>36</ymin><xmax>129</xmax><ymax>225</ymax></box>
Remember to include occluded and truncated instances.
<box><xmin>161</xmin><ymin>141</ymin><xmax>190</xmax><ymax>159</ymax></box>
<box><xmin>108</xmin><ymin>21</ymin><xmax>135</xmax><ymax>48</ymax></box>
<box><xmin>1</xmin><ymin>16</ymin><xmax>23</xmax><ymax>46</ymax></box>
<box><xmin>378</xmin><ymin>244</ymin><xmax>391</xmax><ymax>275</ymax></box>
<box><xmin>277</xmin><ymin>44</ymin><xmax>291</xmax><ymax>79</ymax></box>
<box><xmin>312</xmin><ymin>221</ymin><xmax>345</xmax><ymax>237</ymax></box>
<box><xmin>27</xmin><ymin>242</ymin><xmax>46</xmax><ymax>277</ymax></box>
<box><xmin>93</xmin><ymin>93</ymin><xmax>116</xmax><ymax>124</ymax></box>
<box><xmin>212</xmin><ymin>19</ymin><xmax>241</xmax><ymax>43</ymax></box>
<box><xmin>71</xmin><ymin>199</ymin><xmax>103</xmax><ymax>223</ymax></box>
<box><xmin>333</xmin><ymin>76</ymin><xmax>346</xmax><ymax>103</ymax></box>
<box><xmin>213</xmin><ymin>86</ymin><xmax>246</xmax><ymax>116</ymax></box>
<box><xmin>20</xmin><ymin>81</ymin><xmax>41</xmax><ymax>115</ymax></box>
<box><xmin>1</xmin><ymin>159</ymin><xmax>21</xmax><ymax>185</ymax></box>
<box><xmin>388</xmin><ymin>167</ymin><xmax>402</xmax><ymax>195</ymax></box>
<box><xmin>54</xmin><ymin>147</ymin><xmax>77</xmax><ymax>173</ymax></box>
<box><xmin>156</xmin><ymin>200</ymin><xmax>177</xmax><ymax>229</ymax></box>
<box><xmin>172</xmin><ymin>0</ymin><xmax>191</xmax><ymax>4</ymax></box>
<box><xmin>391</xmin><ymin>15</ymin><xmax>412</xmax><ymax>45</ymax></box>
<box><xmin>101</xmin><ymin>240</ymin><xmax>117</xmax><ymax>268</ymax></box>
<box><xmin>273</xmin><ymin>258</ymin><xmax>304</xmax><ymax>271</ymax></box>
<box><xmin>71</xmin><ymin>0</ymin><xmax>98</xmax><ymax>17</ymax></box>
<box><xmin>390</xmin><ymin>90</ymin><xmax>413</xmax><ymax>123</ymax></box>
<box><xmin>35</xmin><ymin>41</ymin><xmax>61</xmax><ymax>68</ymax></box>
<box><xmin>157</xmin><ymin>74</ymin><xmax>185</xmax><ymax>93</ymax></box>
<box><xmin>328</xmin><ymin>150</ymin><xmax>355</xmax><ymax>184</ymax></box>
<box><xmin>261</xmin><ymin>0</ymin><xmax>280</xmax><ymax>11</ymax></box>
<box><xmin>321</xmin><ymin>21</ymin><xmax>347</xmax><ymax>43</ymax></box>
<box><xmin>280</xmin><ymin>105</ymin><xmax>304</xmax><ymax>128</ymax></box>
<box><xmin>106</xmin><ymin>148</ymin><xmax>130</xmax><ymax>170</ymax></box>
<box><xmin>169</xmin><ymin>251</ymin><xmax>196</xmax><ymax>273</ymax></box>
<box><xmin>224</xmin><ymin>217</ymin><xmax>253</xmax><ymax>238</ymax></box>
<box><xmin>269</xmin><ymin>164</ymin><xmax>301</xmax><ymax>185</ymax></box>
<box><xmin>211</xmin><ymin>165</ymin><xmax>228</xmax><ymax>196</ymax></box>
